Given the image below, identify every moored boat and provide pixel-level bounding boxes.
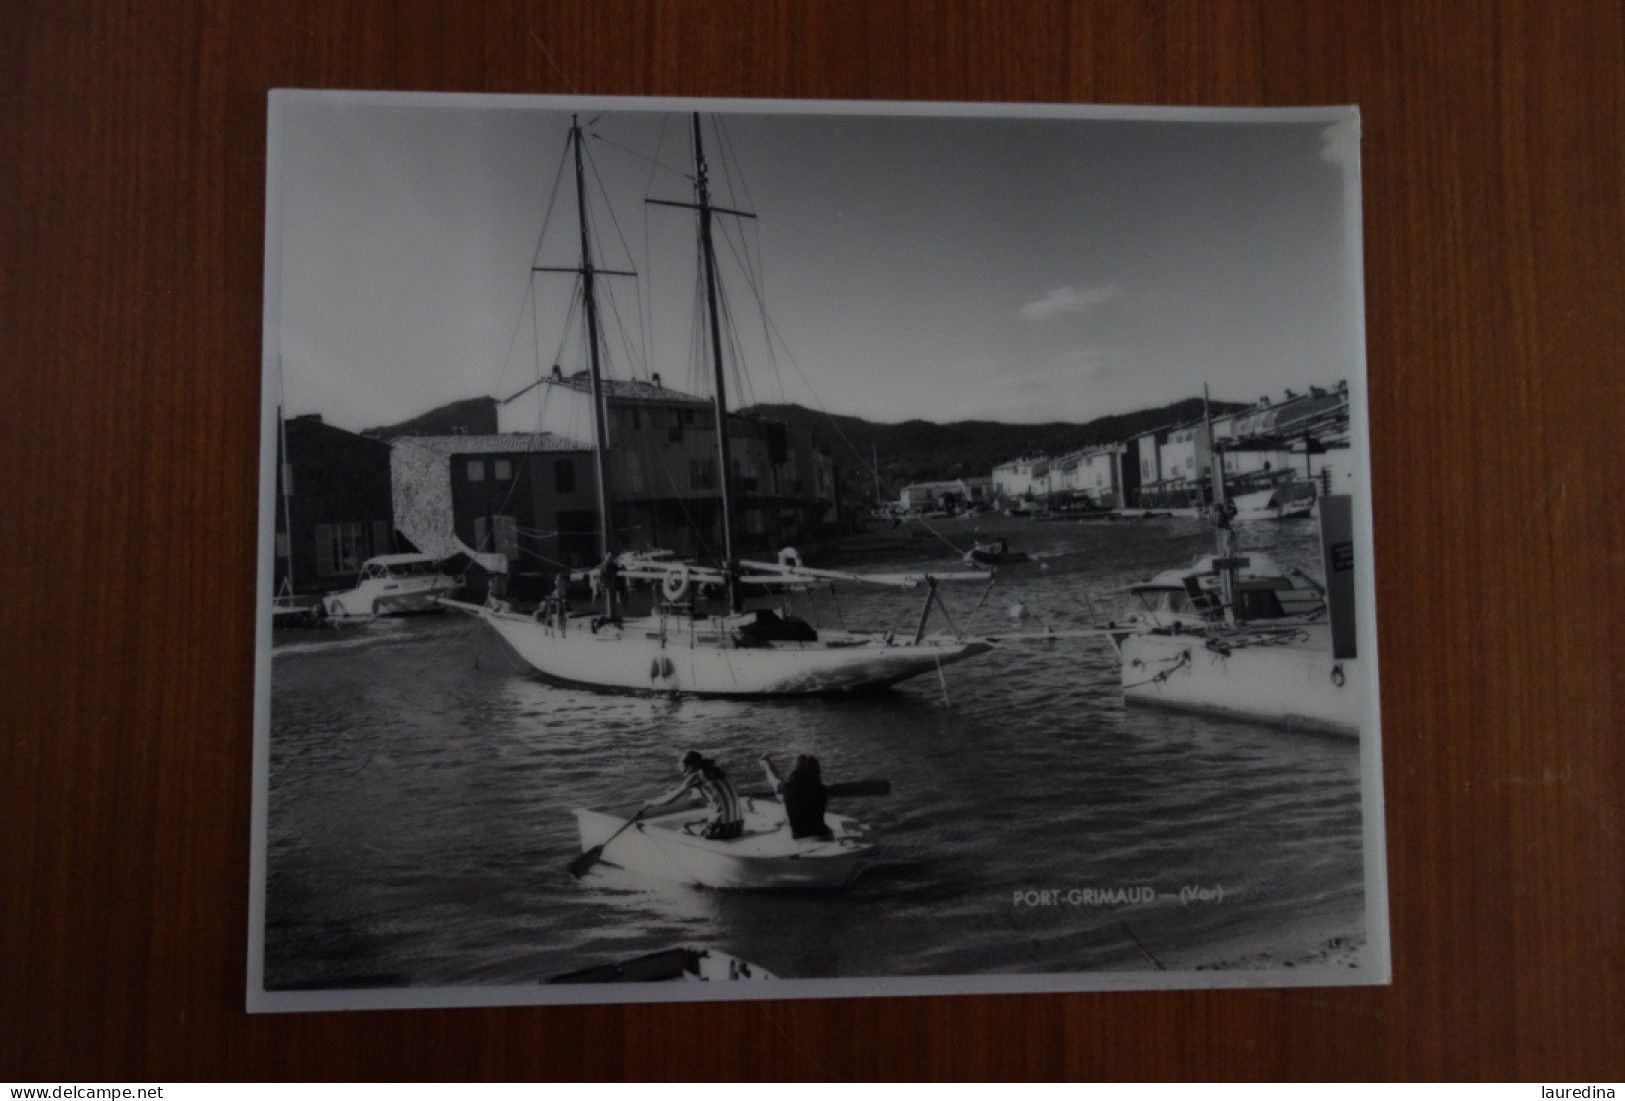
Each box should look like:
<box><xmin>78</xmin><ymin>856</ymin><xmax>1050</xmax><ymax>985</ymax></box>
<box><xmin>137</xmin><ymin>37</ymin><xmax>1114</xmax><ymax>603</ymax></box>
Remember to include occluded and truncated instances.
<box><xmin>964</xmin><ymin>539</ymin><xmax>1030</xmax><ymax>567</ymax></box>
<box><xmin>445</xmin><ymin>113</ymin><xmax>997</xmax><ymax>696</ymax></box>
<box><xmin>321</xmin><ymin>553</ymin><xmax>460</xmax><ymax>618</ymax></box>
<box><xmin>1229</xmin><ymin>486</ymin><xmax>1314</xmax><ymax>522</ymax></box>
<box><xmin>1108</xmin><ymin>551</ymin><xmax>1325</xmax><ymax>642</ymax></box>
<box><xmin>1105</xmin><ymin>493</ymin><xmax>1364</xmax><ymax>736</ymax></box>
<box><xmin>547</xmin><ymin>946</ymin><xmax>775</xmax><ymax>984</ymax></box>
<box><xmin>573</xmin><ymin>797</ymin><xmax>873</xmax><ymax>890</ymax></box>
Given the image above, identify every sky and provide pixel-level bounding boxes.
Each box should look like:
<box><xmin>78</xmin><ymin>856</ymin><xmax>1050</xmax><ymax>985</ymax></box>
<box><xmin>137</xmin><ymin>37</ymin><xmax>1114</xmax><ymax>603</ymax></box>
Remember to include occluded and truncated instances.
<box><xmin>267</xmin><ymin>94</ymin><xmax>1363</xmax><ymax>433</ymax></box>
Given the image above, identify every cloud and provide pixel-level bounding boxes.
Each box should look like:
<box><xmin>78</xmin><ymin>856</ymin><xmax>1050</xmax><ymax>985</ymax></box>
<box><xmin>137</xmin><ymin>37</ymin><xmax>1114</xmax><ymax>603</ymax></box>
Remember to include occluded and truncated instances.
<box><xmin>1018</xmin><ymin>284</ymin><xmax>1120</xmax><ymax>322</ymax></box>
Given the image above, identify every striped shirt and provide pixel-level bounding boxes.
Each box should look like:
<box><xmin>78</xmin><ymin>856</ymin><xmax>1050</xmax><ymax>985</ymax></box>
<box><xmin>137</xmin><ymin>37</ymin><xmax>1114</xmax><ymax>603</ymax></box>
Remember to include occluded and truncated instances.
<box><xmin>658</xmin><ymin>762</ymin><xmax>743</xmax><ymax>835</ymax></box>
<box><xmin>692</xmin><ymin>768</ymin><xmax>742</xmax><ymax>830</ymax></box>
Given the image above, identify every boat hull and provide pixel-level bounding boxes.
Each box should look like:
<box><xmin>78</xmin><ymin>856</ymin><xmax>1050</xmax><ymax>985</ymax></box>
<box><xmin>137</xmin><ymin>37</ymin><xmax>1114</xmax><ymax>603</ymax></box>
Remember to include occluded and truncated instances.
<box><xmin>323</xmin><ymin>577</ymin><xmax>458</xmax><ymax>617</ymax></box>
<box><xmin>576</xmin><ymin>800</ymin><xmax>871</xmax><ymax>890</ymax></box>
<box><xmin>1117</xmin><ymin>626</ymin><xmax>1360</xmax><ymax>735</ymax></box>
<box><xmin>464</xmin><ymin>604</ymin><xmax>992</xmax><ymax>695</ymax></box>
<box><xmin>547</xmin><ymin>946</ymin><xmax>775</xmax><ymax>983</ymax></box>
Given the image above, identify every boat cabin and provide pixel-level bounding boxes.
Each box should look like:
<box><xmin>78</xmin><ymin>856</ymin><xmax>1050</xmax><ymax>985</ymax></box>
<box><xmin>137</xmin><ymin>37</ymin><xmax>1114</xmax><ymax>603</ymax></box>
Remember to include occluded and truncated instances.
<box><xmin>1126</xmin><ymin>553</ymin><xmax>1323</xmax><ymax>627</ymax></box>
<box><xmin>357</xmin><ymin>554</ymin><xmax>447</xmax><ymax>581</ymax></box>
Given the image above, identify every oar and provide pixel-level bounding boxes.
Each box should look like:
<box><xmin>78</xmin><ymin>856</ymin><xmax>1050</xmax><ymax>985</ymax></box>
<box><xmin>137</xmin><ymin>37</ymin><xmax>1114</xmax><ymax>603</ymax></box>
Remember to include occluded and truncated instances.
<box><xmin>741</xmin><ymin>778</ymin><xmax>891</xmax><ymax>799</ymax></box>
<box><xmin>569</xmin><ymin>805</ymin><xmax>649</xmax><ymax>878</ymax></box>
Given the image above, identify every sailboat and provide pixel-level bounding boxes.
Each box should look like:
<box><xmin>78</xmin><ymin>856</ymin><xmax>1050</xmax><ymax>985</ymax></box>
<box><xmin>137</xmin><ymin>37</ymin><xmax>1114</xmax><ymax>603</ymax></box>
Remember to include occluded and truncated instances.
<box><xmin>442</xmin><ymin>114</ymin><xmax>995</xmax><ymax>695</ymax></box>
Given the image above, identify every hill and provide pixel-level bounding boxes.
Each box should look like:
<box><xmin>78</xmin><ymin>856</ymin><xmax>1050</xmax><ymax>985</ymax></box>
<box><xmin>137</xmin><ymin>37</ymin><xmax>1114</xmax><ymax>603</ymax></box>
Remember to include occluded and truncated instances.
<box><xmin>742</xmin><ymin>398</ymin><xmax>1245</xmax><ymax>504</ymax></box>
<box><xmin>366</xmin><ymin>397</ymin><xmax>498</xmax><ymax>440</ymax></box>
<box><xmin>368</xmin><ymin>393</ymin><xmax>1243</xmax><ymax>505</ymax></box>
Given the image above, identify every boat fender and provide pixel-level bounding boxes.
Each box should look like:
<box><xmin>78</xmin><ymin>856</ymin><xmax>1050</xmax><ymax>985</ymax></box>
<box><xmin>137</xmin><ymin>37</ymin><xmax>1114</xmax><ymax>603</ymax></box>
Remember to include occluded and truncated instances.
<box><xmin>778</xmin><ymin>546</ymin><xmax>802</xmax><ymax>570</ymax></box>
<box><xmin>1330</xmin><ymin>663</ymin><xmax>1346</xmax><ymax>687</ymax></box>
<box><xmin>661</xmin><ymin>564</ymin><xmax>692</xmax><ymax>603</ymax></box>
<box><xmin>649</xmin><ymin>656</ymin><xmax>676</xmax><ymax>680</ymax></box>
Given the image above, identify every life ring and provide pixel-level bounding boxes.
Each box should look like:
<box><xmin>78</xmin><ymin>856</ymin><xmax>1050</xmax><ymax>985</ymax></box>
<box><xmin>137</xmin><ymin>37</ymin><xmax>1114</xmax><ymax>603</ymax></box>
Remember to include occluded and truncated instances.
<box><xmin>778</xmin><ymin>546</ymin><xmax>803</xmax><ymax>570</ymax></box>
<box><xmin>661</xmin><ymin>564</ymin><xmax>692</xmax><ymax>603</ymax></box>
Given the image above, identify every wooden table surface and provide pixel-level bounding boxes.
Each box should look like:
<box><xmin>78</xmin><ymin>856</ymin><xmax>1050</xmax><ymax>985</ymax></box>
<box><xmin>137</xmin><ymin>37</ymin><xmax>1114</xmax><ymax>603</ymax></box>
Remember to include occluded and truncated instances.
<box><xmin>3</xmin><ymin>0</ymin><xmax>1620</xmax><ymax>1081</ymax></box>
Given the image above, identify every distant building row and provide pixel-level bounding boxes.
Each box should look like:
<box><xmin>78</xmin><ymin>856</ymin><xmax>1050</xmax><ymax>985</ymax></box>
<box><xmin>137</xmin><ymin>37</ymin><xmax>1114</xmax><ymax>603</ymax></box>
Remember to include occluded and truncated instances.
<box><xmin>899</xmin><ymin>383</ymin><xmax>1354</xmax><ymax>514</ymax></box>
<box><xmin>276</xmin><ymin>370</ymin><xmax>839</xmax><ymax>593</ymax></box>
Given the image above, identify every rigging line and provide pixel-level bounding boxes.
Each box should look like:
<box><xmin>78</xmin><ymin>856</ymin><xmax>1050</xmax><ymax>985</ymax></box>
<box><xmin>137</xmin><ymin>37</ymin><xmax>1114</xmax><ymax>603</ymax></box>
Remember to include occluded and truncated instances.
<box><xmin>728</xmin><ymin>210</ymin><xmax>789</xmax><ymax>408</ymax></box>
<box><xmin>583</xmin><ymin>149</ymin><xmax>650</xmax><ymax>379</ymax></box>
<box><xmin>493</xmin><ymin>139</ymin><xmax>572</xmax><ymax>401</ymax></box>
<box><xmin>714</xmin><ymin>219</ymin><xmax>786</xmax><ymax>408</ymax></box>
<box><xmin>636</xmin><ymin>117</ymin><xmax>668</xmax><ymax>385</ymax></box>
<box><xmin>588</xmin><ymin>128</ymin><xmax>692</xmax><ymax>187</ymax></box>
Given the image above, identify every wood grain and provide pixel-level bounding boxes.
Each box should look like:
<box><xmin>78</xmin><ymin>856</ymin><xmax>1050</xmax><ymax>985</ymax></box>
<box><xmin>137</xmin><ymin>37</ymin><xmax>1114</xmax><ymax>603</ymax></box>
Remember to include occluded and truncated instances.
<box><xmin>2</xmin><ymin>0</ymin><xmax>1620</xmax><ymax>1081</ymax></box>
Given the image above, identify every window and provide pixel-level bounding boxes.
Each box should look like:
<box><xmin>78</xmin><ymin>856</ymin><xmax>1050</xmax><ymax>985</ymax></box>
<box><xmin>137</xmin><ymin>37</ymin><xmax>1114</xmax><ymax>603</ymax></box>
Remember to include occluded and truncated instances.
<box><xmin>493</xmin><ymin>459</ymin><xmax>513</xmax><ymax>480</ymax></box>
<box><xmin>630</xmin><ymin>408</ymin><xmax>641</xmax><ymax>429</ymax></box>
<box><xmin>622</xmin><ymin>453</ymin><xmax>646</xmax><ymax>494</ymax></box>
<box><xmin>314</xmin><ymin>522</ymin><xmax>366</xmax><ymax>577</ymax></box>
<box><xmin>467</xmin><ymin>460</ymin><xmax>485</xmax><ymax>482</ymax></box>
<box><xmin>682</xmin><ymin>408</ymin><xmax>696</xmax><ymax>425</ymax></box>
<box><xmin>691</xmin><ymin>457</ymin><xmax>717</xmax><ymax>490</ymax></box>
<box><xmin>669</xmin><ymin>409</ymin><xmax>683</xmax><ymax>443</ymax></box>
<box><xmin>554</xmin><ymin>459</ymin><xmax>576</xmax><ymax>493</ymax></box>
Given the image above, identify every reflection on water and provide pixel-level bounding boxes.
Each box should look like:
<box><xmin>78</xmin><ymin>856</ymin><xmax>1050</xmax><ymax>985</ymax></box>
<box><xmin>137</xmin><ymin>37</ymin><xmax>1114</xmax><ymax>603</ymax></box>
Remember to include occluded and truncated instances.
<box><xmin>265</xmin><ymin>518</ymin><xmax>1367</xmax><ymax>989</ymax></box>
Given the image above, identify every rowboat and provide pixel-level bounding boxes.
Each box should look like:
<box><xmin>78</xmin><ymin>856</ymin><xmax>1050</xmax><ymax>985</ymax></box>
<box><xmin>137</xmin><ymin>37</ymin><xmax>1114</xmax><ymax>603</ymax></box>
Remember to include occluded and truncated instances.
<box><xmin>574</xmin><ymin>797</ymin><xmax>872</xmax><ymax>890</ymax></box>
<box><xmin>547</xmin><ymin>946</ymin><xmax>775</xmax><ymax>984</ymax></box>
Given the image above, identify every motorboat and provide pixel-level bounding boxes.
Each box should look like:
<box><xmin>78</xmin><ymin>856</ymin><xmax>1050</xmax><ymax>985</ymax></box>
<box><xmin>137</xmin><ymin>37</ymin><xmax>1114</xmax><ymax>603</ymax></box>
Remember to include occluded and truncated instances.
<box><xmin>1102</xmin><ymin>496</ymin><xmax>1363</xmax><ymax>736</ymax></box>
<box><xmin>573</xmin><ymin>796</ymin><xmax>873</xmax><ymax>890</ymax></box>
<box><xmin>1229</xmin><ymin>486</ymin><xmax>1315</xmax><ymax>522</ymax></box>
<box><xmin>1108</xmin><ymin>551</ymin><xmax>1325</xmax><ymax>641</ymax></box>
<box><xmin>964</xmin><ymin>539</ymin><xmax>1030</xmax><ymax>567</ymax></box>
<box><xmin>547</xmin><ymin>946</ymin><xmax>775</xmax><ymax>984</ymax></box>
<box><xmin>321</xmin><ymin>553</ymin><xmax>459</xmax><ymax>618</ymax></box>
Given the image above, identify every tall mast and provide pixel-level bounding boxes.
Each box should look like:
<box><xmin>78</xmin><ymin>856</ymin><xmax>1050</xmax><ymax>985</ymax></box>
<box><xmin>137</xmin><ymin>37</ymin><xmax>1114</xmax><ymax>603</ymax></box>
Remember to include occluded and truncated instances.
<box><xmin>1203</xmin><ymin>383</ymin><xmax>1225</xmax><ymax>507</ymax></box>
<box><xmin>692</xmin><ymin>115</ymin><xmax>738</xmax><ymax>577</ymax></box>
<box><xmin>647</xmin><ymin>114</ymin><xmax>757</xmax><ymax>609</ymax></box>
<box><xmin>571</xmin><ymin>116</ymin><xmax>616</xmax><ymax>576</ymax></box>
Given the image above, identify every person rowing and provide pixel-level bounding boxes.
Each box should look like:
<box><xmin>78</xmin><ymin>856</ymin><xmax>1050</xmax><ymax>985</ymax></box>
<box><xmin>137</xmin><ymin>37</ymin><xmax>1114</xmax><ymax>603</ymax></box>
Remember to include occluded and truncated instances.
<box><xmin>647</xmin><ymin>750</ymin><xmax>744</xmax><ymax>840</ymax></box>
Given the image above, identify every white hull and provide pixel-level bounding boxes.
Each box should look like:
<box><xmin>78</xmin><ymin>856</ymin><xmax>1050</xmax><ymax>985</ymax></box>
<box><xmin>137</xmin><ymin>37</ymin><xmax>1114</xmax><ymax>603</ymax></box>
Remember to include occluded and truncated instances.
<box><xmin>576</xmin><ymin>799</ymin><xmax>871</xmax><ymax>890</ymax></box>
<box><xmin>459</xmin><ymin>603</ymin><xmax>992</xmax><ymax>695</ymax></box>
<box><xmin>323</xmin><ymin>577</ymin><xmax>457</xmax><ymax>618</ymax></box>
<box><xmin>1118</xmin><ymin>626</ymin><xmax>1360</xmax><ymax>735</ymax></box>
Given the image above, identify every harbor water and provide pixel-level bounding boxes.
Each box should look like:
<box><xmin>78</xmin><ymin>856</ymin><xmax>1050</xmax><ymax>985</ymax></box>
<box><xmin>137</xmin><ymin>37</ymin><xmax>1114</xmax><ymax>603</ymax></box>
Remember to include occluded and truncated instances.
<box><xmin>264</xmin><ymin>516</ymin><xmax>1369</xmax><ymax>989</ymax></box>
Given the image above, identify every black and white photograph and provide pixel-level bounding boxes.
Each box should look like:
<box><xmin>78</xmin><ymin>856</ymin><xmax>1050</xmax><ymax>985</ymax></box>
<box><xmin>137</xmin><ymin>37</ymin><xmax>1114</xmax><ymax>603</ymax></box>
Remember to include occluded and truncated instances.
<box><xmin>251</xmin><ymin>92</ymin><xmax>1387</xmax><ymax>1010</ymax></box>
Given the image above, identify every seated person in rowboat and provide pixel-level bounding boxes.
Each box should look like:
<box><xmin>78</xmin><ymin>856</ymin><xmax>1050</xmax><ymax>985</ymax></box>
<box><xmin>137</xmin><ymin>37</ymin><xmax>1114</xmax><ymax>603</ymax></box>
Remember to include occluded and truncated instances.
<box><xmin>759</xmin><ymin>753</ymin><xmax>833</xmax><ymax>841</ymax></box>
<box><xmin>648</xmin><ymin>750</ymin><xmax>744</xmax><ymax>840</ymax></box>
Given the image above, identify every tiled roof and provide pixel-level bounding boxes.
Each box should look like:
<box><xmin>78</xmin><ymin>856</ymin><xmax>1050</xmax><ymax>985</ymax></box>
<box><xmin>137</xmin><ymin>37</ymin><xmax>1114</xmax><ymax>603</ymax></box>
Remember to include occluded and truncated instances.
<box><xmin>546</xmin><ymin>371</ymin><xmax>712</xmax><ymax>406</ymax></box>
<box><xmin>392</xmin><ymin>432</ymin><xmax>590</xmax><ymax>455</ymax></box>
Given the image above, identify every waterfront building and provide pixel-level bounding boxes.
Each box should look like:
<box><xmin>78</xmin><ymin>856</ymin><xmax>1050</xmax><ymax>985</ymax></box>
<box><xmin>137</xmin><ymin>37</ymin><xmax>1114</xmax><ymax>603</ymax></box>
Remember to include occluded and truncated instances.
<box><xmin>389</xmin><ymin>433</ymin><xmax>599</xmax><ymax>573</ymax></box>
<box><xmin>899</xmin><ymin>477</ymin><xmax>992</xmax><ymax>512</ymax></box>
<box><xmin>1219</xmin><ymin>384</ymin><xmax>1353</xmax><ymax>498</ymax></box>
<box><xmin>276</xmin><ymin>414</ymin><xmax>396</xmax><ymax>594</ymax></box>
<box><xmin>496</xmin><ymin>367</ymin><xmax>837</xmax><ymax>556</ymax></box>
<box><xmin>991</xmin><ymin>456</ymin><xmax>1052</xmax><ymax>506</ymax></box>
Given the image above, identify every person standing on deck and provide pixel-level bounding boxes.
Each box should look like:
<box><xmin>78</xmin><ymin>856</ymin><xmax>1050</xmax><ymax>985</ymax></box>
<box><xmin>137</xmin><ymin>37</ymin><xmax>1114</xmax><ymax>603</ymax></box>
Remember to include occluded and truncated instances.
<box><xmin>1210</xmin><ymin>498</ymin><xmax>1238</xmax><ymax>556</ymax></box>
<box><xmin>649</xmin><ymin>751</ymin><xmax>743</xmax><ymax>840</ymax></box>
<box><xmin>552</xmin><ymin>570</ymin><xmax>571</xmax><ymax>630</ymax></box>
